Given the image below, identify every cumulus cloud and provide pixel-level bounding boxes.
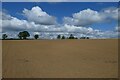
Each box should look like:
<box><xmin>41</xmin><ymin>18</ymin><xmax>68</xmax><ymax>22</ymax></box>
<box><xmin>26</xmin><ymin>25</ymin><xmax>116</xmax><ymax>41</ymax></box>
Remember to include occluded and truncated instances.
<box><xmin>63</xmin><ymin>7</ymin><xmax>118</xmax><ymax>26</ymax></box>
<box><xmin>101</xmin><ymin>7</ymin><xmax>118</xmax><ymax>20</ymax></box>
<box><xmin>64</xmin><ymin>9</ymin><xmax>104</xmax><ymax>26</ymax></box>
<box><xmin>23</xmin><ymin>6</ymin><xmax>57</xmax><ymax>25</ymax></box>
<box><xmin>2</xmin><ymin>12</ymin><xmax>31</xmax><ymax>32</ymax></box>
<box><xmin>1</xmin><ymin>6</ymin><xmax>119</xmax><ymax>39</ymax></box>
<box><xmin>115</xmin><ymin>26</ymin><xmax>120</xmax><ymax>32</ymax></box>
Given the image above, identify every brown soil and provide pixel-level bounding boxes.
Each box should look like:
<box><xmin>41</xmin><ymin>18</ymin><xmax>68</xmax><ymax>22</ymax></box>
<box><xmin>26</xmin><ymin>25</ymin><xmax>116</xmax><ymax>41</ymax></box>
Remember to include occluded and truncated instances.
<box><xmin>2</xmin><ymin>39</ymin><xmax>118</xmax><ymax>78</ymax></box>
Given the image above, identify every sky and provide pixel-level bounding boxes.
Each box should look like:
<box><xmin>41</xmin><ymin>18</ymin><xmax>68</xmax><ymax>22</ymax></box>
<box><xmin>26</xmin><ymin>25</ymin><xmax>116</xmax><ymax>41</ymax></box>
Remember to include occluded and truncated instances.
<box><xmin>2</xmin><ymin>0</ymin><xmax>120</xmax><ymax>2</ymax></box>
<box><xmin>1</xmin><ymin>2</ymin><xmax>120</xmax><ymax>39</ymax></box>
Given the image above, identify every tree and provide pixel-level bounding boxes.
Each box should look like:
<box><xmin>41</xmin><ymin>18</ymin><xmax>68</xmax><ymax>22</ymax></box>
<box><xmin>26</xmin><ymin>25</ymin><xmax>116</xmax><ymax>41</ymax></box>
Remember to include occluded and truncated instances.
<box><xmin>18</xmin><ymin>31</ymin><xmax>30</xmax><ymax>39</ymax></box>
<box><xmin>86</xmin><ymin>37</ymin><xmax>89</xmax><ymax>39</ymax></box>
<box><xmin>2</xmin><ymin>34</ymin><xmax>8</xmax><ymax>40</ymax></box>
<box><xmin>22</xmin><ymin>31</ymin><xmax>30</xmax><ymax>39</ymax></box>
<box><xmin>18</xmin><ymin>32</ymin><xmax>23</xmax><ymax>39</ymax></box>
<box><xmin>69</xmin><ymin>34</ymin><xmax>74</xmax><ymax>39</ymax></box>
<box><xmin>80</xmin><ymin>37</ymin><xmax>85</xmax><ymax>39</ymax></box>
<box><xmin>57</xmin><ymin>34</ymin><xmax>61</xmax><ymax>39</ymax></box>
<box><xmin>61</xmin><ymin>35</ymin><xmax>65</xmax><ymax>39</ymax></box>
<box><xmin>75</xmin><ymin>37</ymin><xmax>78</xmax><ymax>39</ymax></box>
<box><xmin>80</xmin><ymin>37</ymin><xmax>89</xmax><ymax>39</ymax></box>
<box><xmin>34</xmin><ymin>34</ymin><xmax>39</xmax><ymax>39</ymax></box>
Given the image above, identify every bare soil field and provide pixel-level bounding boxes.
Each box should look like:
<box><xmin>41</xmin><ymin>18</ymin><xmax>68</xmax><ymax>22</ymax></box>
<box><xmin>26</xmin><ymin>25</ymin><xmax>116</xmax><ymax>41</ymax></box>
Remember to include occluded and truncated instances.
<box><xmin>2</xmin><ymin>39</ymin><xmax>118</xmax><ymax>78</ymax></box>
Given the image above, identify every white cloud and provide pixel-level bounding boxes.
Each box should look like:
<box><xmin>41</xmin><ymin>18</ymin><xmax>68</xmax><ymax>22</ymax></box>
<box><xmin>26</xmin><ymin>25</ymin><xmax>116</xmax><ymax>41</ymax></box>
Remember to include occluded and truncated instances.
<box><xmin>115</xmin><ymin>26</ymin><xmax>120</xmax><ymax>32</ymax></box>
<box><xmin>63</xmin><ymin>8</ymin><xmax>118</xmax><ymax>26</ymax></box>
<box><xmin>23</xmin><ymin>6</ymin><xmax>57</xmax><ymax>25</ymax></box>
<box><xmin>1</xmin><ymin>6</ymin><xmax>119</xmax><ymax>39</ymax></box>
<box><xmin>64</xmin><ymin>9</ymin><xmax>104</xmax><ymax>26</ymax></box>
<box><xmin>101</xmin><ymin>7</ymin><xmax>118</xmax><ymax>20</ymax></box>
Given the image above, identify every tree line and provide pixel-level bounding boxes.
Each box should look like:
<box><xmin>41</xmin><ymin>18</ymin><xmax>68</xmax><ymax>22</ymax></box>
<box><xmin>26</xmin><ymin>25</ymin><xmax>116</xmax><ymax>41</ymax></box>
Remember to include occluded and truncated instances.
<box><xmin>2</xmin><ymin>31</ymin><xmax>89</xmax><ymax>40</ymax></box>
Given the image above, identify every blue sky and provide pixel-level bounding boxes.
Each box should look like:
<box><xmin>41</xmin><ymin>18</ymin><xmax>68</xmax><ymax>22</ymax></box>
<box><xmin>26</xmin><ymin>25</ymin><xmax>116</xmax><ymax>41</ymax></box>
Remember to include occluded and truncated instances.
<box><xmin>1</xmin><ymin>2</ymin><xmax>119</xmax><ymax>39</ymax></box>
<box><xmin>3</xmin><ymin>2</ymin><xmax>118</xmax><ymax>30</ymax></box>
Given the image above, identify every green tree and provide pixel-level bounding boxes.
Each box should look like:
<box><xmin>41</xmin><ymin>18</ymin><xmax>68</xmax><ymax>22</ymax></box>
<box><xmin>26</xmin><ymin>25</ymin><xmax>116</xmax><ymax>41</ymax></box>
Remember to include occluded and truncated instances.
<box><xmin>18</xmin><ymin>31</ymin><xmax>30</xmax><ymax>39</ymax></box>
<box><xmin>57</xmin><ymin>34</ymin><xmax>61</xmax><ymax>39</ymax></box>
<box><xmin>34</xmin><ymin>34</ymin><xmax>39</xmax><ymax>39</ymax></box>
<box><xmin>69</xmin><ymin>34</ymin><xmax>74</xmax><ymax>39</ymax></box>
<box><xmin>61</xmin><ymin>35</ymin><xmax>65</xmax><ymax>39</ymax></box>
<box><xmin>75</xmin><ymin>37</ymin><xmax>78</xmax><ymax>39</ymax></box>
<box><xmin>2</xmin><ymin>34</ymin><xmax>8</xmax><ymax>40</ymax></box>
<box><xmin>22</xmin><ymin>31</ymin><xmax>30</xmax><ymax>39</ymax></box>
<box><xmin>86</xmin><ymin>37</ymin><xmax>89</xmax><ymax>39</ymax></box>
<box><xmin>18</xmin><ymin>32</ymin><xmax>23</xmax><ymax>39</ymax></box>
